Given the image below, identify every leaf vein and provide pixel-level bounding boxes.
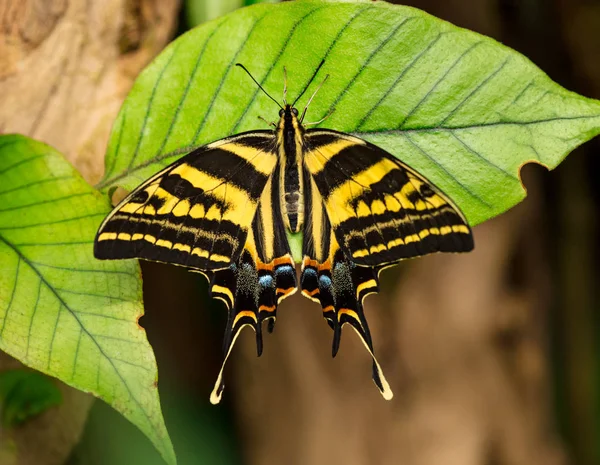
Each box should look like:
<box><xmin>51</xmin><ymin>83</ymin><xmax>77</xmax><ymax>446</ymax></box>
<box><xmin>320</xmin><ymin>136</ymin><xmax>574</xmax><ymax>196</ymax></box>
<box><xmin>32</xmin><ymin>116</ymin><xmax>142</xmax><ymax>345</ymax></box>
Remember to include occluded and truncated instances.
<box><xmin>158</xmin><ymin>18</ymin><xmax>228</xmax><ymax>154</ymax></box>
<box><xmin>0</xmin><ymin>176</ymin><xmax>73</xmax><ymax>197</ymax></box>
<box><xmin>295</xmin><ymin>4</ymin><xmax>373</xmax><ymax>113</ymax></box>
<box><xmin>0</xmin><ymin>212</ymin><xmax>105</xmax><ymax>231</ymax></box>
<box><xmin>25</xmin><ymin>279</ymin><xmax>43</xmax><ymax>359</ymax></box>
<box><xmin>230</xmin><ymin>4</ymin><xmax>328</xmax><ymax>133</ymax></box>
<box><xmin>510</xmin><ymin>79</ymin><xmax>535</xmax><ymax>106</ymax></box>
<box><xmin>356</xmin><ymin>32</ymin><xmax>443</xmax><ymax>131</ymax></box>
<box><xmin>352</xmin><ymin>114</ymin><xmax>600</xmax><ymax>135</ymax></box>
<box><xmin>0</xmin><ymin>256</ymin><xmax>20</xmax><ymax>339</ymax></box>
<box><xmin>325</xmin><ymin>16</ymin><xmax>416</xmax><ymax>121</ymax></box>
<box><xmin>450</xmin><ymin>133</ymin><xmax>518</xmax><ymax>181</ymax></box>
<box><xmin>104</xmin><ymin>108</ymin><xmax>127</xmax><ymax>182</ymax></box>
<box><xmin>30</xmin><ymin>262</ymin><xmax>138</xmax><ymax>277</ymax></box>
<box><xmin>126</xmin><ymin>43</ymin><xmax>182</xmax><ymax>171</ymax></box>
<box><xmin>15</xmin><ymin>240</ymin><xmax>95</xmax><ymax>247</ymax></box>
<box><xmin>439</xmin><ymin>56</ymin><xmax>511</xmax><ymax>126</ymax></box>
<box><xmin>72</xmin><ymin>309</ymin><xmax>132</xmax><ymax>321</ymax></box>
<box><xmin>113</xmin><ymin>357</ymin><xmax>153</xmax><ymax>373</ymax></box>
<box><xmin>403</xmin><ymin>133</ymin><xmax>491</xmax><ymax>208</ymax></box>
<box><xmin>0</xmin><ymin>154</ymin><xmax>48</xmax><ymax>176</ymax></box>
<box><xmin>0</xmin><ymin>192</ymin><xmax>94</xmax><ymax>213</ymax></box>
<box><xmin>192</xmin><ymin>13</ymin><xmax>266</xmax><ymax>144</ymax></box>
<box><xmin>57</xmin><ymin>289</ymin><xmax>131</xmax><ymax>304</ymax></box>
<box><xmin>399</xmin><ymin>40</ymin><xmax>484</xmax><ymax>129</ymax></box>
<box><xmin>72</xmin><ymin>329</ymin><xmax>83</xmax><ymax>379</ymax></box>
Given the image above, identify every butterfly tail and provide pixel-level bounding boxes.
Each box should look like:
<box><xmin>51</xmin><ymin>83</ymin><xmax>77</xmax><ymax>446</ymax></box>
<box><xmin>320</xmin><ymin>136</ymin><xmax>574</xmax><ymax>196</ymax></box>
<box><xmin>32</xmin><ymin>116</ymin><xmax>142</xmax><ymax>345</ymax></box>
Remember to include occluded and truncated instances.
<box><xmin>208</xmin><ymin>262</ymin><xmax>258</xmax><ymax>405</ymax></box>
<box><xmin>208</xmin><ymin>237</ymin><xmax>296</xmax><ymax>404</ymax></box>
<box><xmin>301</xmin><ymin>253</ymin><xmax>393</xmax><ymax>400</ymax></box>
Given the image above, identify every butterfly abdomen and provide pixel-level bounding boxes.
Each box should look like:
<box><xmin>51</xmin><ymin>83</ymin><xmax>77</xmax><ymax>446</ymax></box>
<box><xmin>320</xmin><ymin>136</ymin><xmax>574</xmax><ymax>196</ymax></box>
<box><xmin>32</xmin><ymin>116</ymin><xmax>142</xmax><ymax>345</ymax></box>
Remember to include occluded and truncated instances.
<box><xmin>278</xmin><ymin>107</ymin><xmax>305</xmax><ymax>233</ymax></box>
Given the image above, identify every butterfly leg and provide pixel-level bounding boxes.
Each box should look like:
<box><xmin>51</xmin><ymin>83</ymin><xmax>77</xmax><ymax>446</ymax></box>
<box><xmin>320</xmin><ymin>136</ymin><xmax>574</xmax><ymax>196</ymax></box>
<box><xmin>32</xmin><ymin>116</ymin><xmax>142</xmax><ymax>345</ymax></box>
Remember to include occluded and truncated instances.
<box><xmin>257</xmin><ymin>115</ymin><xmax>276</xmax><ymax>128</ymax></box>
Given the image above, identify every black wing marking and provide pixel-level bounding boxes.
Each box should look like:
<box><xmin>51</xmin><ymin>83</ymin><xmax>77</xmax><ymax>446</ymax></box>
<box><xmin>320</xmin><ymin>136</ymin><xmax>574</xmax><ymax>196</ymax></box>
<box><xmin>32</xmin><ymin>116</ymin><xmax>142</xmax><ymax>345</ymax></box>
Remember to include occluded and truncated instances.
<box><xmin>94</xmin><ymin>132</ymin><xmax>278</xmax><ymax>270</ymax></box>
<box><xmin>304</xmin><ymin>129</ymin><xmax>473</xmax><ymax>267</ymax></box>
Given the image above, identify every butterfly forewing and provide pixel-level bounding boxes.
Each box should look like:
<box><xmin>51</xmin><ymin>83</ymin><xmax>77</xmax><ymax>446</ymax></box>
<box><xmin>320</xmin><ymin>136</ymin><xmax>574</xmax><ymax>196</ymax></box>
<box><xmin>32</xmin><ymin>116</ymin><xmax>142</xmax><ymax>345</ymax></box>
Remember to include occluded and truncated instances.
<box><xmin>95</xmin><ymin>132</ymin><xmax>278</xmax><ymax>270</ymax></box>
<box><xmin>303</xmin><ymin>130</ymin><xmax>474</xmax><ymax>268</ymax></box>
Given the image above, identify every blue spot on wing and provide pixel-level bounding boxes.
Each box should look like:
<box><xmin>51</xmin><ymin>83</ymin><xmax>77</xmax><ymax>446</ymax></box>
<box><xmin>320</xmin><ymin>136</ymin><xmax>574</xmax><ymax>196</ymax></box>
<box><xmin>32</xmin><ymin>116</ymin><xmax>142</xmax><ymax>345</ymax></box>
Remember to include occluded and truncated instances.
<box><xmin>259</xmin><ymin>274</ymin><xmax>274</xmax><ymax>288</ymax></box>
<box><xmin>319</xmin><ymin>275</ymin><xmax>332</xmax><ymax>288</ymax></box>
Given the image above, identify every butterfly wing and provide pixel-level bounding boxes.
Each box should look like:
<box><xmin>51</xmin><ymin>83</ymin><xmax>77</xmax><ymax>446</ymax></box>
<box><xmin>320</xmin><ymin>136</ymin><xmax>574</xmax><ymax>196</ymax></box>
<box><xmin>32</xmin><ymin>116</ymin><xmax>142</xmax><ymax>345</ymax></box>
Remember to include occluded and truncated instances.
<box><xmin>303</xmin><ymin>129</ymin><xmax>474</xmax><ymax>267</ymax></box>
<box><xmin>301</xmin><ymin>129</ymin><xmax>474</xmax><ymax>399</ymax></box>
<box><xmin>208</xmin><ymin>166</ymin><xmax>297</xmax><ymax>404</ymax></box>
<box><xmin>300</xmin><ymin>172</ymin><xmax>392</xmax><ymax>399</ymax></box>
<box><xmin>94</xmin><ymin>132</ymin><xmax>278</xmax><ymax>270</ymax></box>
<box><xmin>95</xmin><ymin>132</ymin><xmax>297</xmax><ymax>404</ymax></box>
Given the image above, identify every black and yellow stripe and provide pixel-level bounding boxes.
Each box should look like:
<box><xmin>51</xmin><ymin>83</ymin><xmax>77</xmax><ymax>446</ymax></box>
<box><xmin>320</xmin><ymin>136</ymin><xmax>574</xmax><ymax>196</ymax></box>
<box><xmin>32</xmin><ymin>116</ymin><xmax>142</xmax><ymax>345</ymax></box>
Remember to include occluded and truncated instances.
<box><xmin>304</xmin><ymin>130</ymin><xmax>473</xmax><ymax>267</ymax></box>
<box><xmin>95</xmin><ymin>132</ymin><xmax>277</xmax><ymax>270</ymax></box>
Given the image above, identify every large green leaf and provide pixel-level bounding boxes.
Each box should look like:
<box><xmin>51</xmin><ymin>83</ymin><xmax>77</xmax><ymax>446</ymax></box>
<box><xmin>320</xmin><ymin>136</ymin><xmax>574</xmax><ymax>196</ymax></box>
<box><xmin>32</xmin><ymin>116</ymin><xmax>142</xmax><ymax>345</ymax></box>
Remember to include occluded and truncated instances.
<box><xmin>98</xmin><ymin>0</ymin><xmax>600</xmax><ymax>227</ymax></box>
<box><xmin>0</xmin><ymin>135</ymin><xmax>175</xmax><ymax>465</ymax></box>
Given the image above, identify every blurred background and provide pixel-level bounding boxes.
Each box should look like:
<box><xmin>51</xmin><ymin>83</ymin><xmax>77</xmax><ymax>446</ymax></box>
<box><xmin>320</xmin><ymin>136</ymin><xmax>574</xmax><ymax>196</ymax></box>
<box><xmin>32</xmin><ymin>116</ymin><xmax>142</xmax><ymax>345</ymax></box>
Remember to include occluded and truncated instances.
<box><xmin>1</xmin><ymin>0</ymin><xmax>599</xmax><ymax>464</ymax></box>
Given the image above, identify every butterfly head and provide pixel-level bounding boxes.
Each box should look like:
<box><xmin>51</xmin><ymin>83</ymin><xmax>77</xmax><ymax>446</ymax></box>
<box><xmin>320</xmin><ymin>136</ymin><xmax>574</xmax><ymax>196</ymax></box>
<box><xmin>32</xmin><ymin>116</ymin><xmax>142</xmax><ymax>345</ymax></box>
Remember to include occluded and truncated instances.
<box><xmin>279</xmin><ymin>105</ymin><xmax>299</xmax><ymax>118</ymax></box>
<box><xmin>276</xmin><ymin>105</ymin><xmax>302</xmax><ymax>133</ymax></box>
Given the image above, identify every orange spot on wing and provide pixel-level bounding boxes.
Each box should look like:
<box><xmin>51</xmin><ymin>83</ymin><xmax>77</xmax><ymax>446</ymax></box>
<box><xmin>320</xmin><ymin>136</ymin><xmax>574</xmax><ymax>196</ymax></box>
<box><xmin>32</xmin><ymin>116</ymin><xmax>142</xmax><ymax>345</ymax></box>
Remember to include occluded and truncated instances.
<box><xmin>318</xmin><ymin>260</ymin><xmax>332</xmax><ymax>273</ymax></box>
<box><xmin>302</xmin><ymin>257</ymin><xmax>319</xmax><ymax>268</ymax></box>
<box><xmin>276</xmin><ymin>287</ymin><xmax>295</xmax><ymax>295</ymax></box>
<box><xmin>259</xmin><ymin>305</ymin><xmax>276</xmax><ymax>313</ymax></box>
<box><xmin>273</xmin><ymin>256</ymin><xmax>294</xmax><ymax>266</ymax></box>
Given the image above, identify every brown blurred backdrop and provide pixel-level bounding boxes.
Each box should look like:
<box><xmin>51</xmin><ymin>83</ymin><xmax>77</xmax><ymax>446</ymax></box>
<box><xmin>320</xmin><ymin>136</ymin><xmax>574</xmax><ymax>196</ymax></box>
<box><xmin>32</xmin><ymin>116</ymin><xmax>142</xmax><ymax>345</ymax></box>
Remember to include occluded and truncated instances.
<box><xmin>1</xmin><ymin>1</ymin><xmax>599</xmax><ymax>465</ymax></box>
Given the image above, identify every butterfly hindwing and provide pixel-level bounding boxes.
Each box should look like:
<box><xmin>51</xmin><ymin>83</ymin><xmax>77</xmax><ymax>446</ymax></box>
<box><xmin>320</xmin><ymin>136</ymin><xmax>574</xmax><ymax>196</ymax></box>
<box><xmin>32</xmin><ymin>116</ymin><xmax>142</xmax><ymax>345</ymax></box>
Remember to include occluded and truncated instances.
<box><xmin>94</xmin><ymin>132</ymin><xmax>278</xmax><ymax>270</ymax></box>
<box><xmin>208</xmin><ymin>166</ymin><xmax>297</xmax><ymax>404</ymax></box>
<box><xmin>303</xmin><ymin>130</ymin><xmax>474</xmax><ymax>267</ymax></box>
<box><xmin>300</xmin><ymin>172</ymin><xmax>392</xmax><ymax>399</ymax></box>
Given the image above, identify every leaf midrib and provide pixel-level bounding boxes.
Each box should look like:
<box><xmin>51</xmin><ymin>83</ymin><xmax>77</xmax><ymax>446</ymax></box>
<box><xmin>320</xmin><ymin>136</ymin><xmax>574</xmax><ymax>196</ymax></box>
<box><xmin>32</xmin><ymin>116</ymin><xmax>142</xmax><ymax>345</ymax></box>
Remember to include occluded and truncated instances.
<box><xmin>97</xmin><ymin>113</ymin><xmax>600</xmax><ymax>190</ymax></box>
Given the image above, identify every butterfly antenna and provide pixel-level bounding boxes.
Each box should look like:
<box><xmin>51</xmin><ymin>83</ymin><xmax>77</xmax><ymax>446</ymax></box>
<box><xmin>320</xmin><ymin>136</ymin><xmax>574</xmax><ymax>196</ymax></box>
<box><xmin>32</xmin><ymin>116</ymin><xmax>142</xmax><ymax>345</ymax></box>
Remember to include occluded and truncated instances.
<box><xmin>292</xmin><ymin>59</ymin><xmax>325</xmax><ymax>108</ymax></box>
<box><xmin>283</xmin><ymin>66</ymin><xmax>288</xmax><ymax>105</ymax></box>
<box><xmin>236</xmin><ymin>63</ymin><xmax>283</xmax><ymax>110</ymax></box>
<box><xmin>299</xmin><ymin>74</ymin><xmax>329</xmax><ymax>123</ymax></box>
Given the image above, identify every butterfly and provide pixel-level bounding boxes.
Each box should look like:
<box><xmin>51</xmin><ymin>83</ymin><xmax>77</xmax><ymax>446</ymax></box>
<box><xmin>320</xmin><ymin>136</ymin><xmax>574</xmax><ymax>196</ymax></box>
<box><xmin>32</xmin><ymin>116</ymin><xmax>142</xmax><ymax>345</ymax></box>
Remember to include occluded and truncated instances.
<box><xmin>94</xmin><ymin>60</ymin><xmax>474</xmax><ymax>403</ymax></box>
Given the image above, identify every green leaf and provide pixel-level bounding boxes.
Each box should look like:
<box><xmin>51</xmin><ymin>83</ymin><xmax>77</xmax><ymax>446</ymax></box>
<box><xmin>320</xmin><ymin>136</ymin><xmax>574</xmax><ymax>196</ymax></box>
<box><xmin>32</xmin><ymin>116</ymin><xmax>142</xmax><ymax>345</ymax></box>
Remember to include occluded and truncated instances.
<box><xmin>0</xmin><ymin>135</ymin><xmax>175</xmax><ymax>465</ymax></box>
<box><xmin>0</xmin><ymin>370</ymin><xmax>62</xmax><ymax>428</ymax></box>
<box><xmin>244</xmin><ymin>0</ymin><xmax>279</xmax><ymax>5</ymax></box>
<box><xmin>99</xmin><ymin>0</ymin><xmax>600</xmax><ymax>227</ymax></box>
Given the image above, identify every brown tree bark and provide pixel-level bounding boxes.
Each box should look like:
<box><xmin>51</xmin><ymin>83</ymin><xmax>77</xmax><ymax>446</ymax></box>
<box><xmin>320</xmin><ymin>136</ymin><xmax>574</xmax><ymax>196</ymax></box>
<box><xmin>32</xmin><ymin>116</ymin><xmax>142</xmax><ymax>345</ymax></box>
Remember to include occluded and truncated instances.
<box><xmin>231</xmin><ymin>2</ymin><xmax>569</xmax><ymax>465</ymax></box>
<box><xmin>0</xmin><ymin>1</ymin><xmax>179</xmax><ymax>464</ymax></box>
<box><xmin>0</xmin><ymin>0</ymin><xmax>179</xmax><ymax>184</ymax></box>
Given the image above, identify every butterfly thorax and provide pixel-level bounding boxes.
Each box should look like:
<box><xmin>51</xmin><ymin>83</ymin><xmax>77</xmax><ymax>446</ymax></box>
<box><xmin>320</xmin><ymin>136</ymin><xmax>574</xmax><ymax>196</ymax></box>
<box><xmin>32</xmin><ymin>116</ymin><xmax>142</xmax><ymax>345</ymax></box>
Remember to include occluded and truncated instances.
<box><xmin>277</xmin><ymin>105</ymin><xmax>305</xmax><ymax>234</ymax></box>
